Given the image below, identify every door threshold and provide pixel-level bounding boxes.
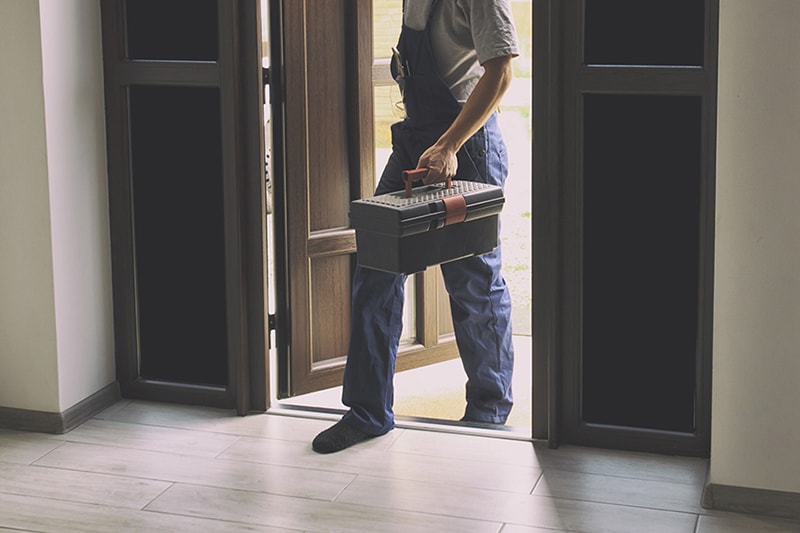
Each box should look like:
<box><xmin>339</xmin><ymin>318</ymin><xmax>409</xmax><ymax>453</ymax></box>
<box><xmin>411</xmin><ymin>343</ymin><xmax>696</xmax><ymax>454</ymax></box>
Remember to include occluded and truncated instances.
<box><xmin>267</xmin><ymin>402</ymin><xmax>533</xmax><ymax>442</ymax></box>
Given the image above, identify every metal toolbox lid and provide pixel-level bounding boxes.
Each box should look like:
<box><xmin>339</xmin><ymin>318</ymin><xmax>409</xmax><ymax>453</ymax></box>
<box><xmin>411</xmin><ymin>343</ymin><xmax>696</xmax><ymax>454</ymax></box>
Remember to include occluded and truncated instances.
<box><xmin>350</xmin><ymin>180</ymin><xmax>504</xmax><ymax>237</ymax></box>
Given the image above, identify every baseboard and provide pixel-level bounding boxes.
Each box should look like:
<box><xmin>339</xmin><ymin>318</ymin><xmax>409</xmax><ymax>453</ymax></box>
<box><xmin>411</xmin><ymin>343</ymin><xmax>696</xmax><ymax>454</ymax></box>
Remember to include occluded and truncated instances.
<box><xmin>0</xmin><ymin>382</ymin><xmax>121</xmax><ymax>434</ymax></box>
<box><xmin>703</xmin><ymin>481</ymin><xmax>800</xmax><ymax>521</ymax></box>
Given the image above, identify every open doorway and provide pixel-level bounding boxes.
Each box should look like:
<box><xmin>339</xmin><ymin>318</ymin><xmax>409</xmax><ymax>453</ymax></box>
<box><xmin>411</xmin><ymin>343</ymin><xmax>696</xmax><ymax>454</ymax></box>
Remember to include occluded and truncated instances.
<box><xmin>267</xmin><ymin>1</ymin><xmax>532</xmax><ymax>436</ymax></box>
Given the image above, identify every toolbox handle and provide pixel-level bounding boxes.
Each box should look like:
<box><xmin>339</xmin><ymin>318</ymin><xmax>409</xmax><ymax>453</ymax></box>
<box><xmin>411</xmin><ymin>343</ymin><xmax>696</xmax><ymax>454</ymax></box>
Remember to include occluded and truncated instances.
<box><xmin>402</xmin><ymin>168</ymin><xmax>452</xmax><ymax>198</ymax></box>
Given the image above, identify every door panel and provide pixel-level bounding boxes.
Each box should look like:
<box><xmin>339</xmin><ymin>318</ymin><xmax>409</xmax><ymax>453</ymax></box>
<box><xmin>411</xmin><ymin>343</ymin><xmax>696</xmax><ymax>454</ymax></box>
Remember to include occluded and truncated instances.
<box><xmin>102</xmin><ymin>0</ymin><xmax>268</xmax><ymax>412</ymax></box>
<box><xmin>275</xmin><ymin>0</ymin><xmax>368</xmax><ymax>396</ymax></box>
<box><xmin>310</xmin><ymin>255</ymin><xmax>352</xmax><ymax>370</ymax></box>
<box><xmin>559</xmin><ymin>0</ymin><xmax>718</xmax><ymax>455</ymax></box>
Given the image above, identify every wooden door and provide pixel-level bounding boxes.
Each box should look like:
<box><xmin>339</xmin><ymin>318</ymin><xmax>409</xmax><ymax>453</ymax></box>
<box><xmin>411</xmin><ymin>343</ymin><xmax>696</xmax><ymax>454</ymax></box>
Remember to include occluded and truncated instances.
<box><xmin>554</xmin><ymin>0</ymin><xmax>718</xmax><ymax>456</ymax></box>
<box><xmin>101</xmin><ymin>0</ymin><xmax>268</xmax><ymax>413</ymax></box>
<box><xmin>271</xmin><ymin>0</ymin><xmax>458</xmax><ymax>397</ymax></box>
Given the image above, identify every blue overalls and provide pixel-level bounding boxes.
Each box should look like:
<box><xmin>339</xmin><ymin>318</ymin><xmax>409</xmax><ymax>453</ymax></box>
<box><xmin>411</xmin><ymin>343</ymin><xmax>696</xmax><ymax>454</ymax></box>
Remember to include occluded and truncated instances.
<box><xmin>341</xmin><ymin>0</ymin><xmax>514</xmax><ymax>435</ymax></box>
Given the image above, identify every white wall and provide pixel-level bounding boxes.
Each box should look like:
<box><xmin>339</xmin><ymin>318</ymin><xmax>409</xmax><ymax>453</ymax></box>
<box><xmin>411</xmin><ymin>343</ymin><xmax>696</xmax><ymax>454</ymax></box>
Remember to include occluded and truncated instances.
<box><xmin>0</xmin><ymin>0</ymin><xmax>113</xmax><ymax>413</ymax></box>
<box><xmin>712</xmin><ymin>0</ymin><xmax>800</xmax><ymax>494</ymax></box>
<box><xmin>0</xmin><ymin>0</ymin><xmax>60</xmax><ymax>412</ymax></box>
<box><xmin>39</xmin><ymin>0</ymin><xmax>114</xmax><ymax>410</ymax></box>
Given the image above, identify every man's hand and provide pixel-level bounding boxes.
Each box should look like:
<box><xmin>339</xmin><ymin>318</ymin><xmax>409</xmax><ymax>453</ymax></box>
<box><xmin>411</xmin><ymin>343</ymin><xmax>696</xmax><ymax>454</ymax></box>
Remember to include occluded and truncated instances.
<box><xmin>418</xmin><ymin>143</ymin><xmax>458</xmax><ymax>185</ymax></box>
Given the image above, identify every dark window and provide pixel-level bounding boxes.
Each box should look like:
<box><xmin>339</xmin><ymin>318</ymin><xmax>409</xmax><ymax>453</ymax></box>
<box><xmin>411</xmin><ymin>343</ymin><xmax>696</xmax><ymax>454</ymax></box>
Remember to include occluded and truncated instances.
<box><xmin>581</xmin><ymin>94</ymin><xmax>702</xmax><ymax>432</ymax></box>
<box><xmin>129</xmin><ymin>85</ymin><xmax>227</xmax><ymax>386</ymax></box>
<box><xmin>584</xmin><ymin>0</ymin><xmax>705</xmax><ymax>66</ymax></box>
<box><xmin>126</xmin><ymin>0</ymin><xmax>218</xmax><ymax>61</ymax></box>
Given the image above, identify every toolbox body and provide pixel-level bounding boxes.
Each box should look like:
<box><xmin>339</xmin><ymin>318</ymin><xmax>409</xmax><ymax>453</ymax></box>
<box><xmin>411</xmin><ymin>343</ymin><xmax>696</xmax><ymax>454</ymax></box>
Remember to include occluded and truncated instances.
<box><xmin>350</xmin><ymin>180</ymin><xmax>505</xmax><ymax>275</ymax></box>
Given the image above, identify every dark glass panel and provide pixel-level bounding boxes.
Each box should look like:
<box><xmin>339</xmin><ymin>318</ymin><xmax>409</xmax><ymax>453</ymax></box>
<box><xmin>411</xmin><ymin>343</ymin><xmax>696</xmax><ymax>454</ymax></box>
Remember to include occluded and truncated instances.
<box><xmin>130</xmin><ymin>85</ymin><xmax>227</xmax><ymax>386</ymax></box>
<box><xmin>126</xmin><ymin>0</ymin><xmax>218</xmax><ymax>61</ymax></box>
<box><xmin>581</xmin><ymin>94</ymin><xmax>702</xmax><ymax>432</ymax></box>
<box><xmin>584</xmin><ymin>0</ymin><xmax>705</xmax><ymax>66</ymax></box>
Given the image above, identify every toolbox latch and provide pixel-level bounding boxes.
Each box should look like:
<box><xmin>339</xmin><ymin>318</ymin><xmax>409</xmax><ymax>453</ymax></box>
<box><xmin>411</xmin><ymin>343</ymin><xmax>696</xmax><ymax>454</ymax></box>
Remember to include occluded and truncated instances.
<box><xmin>442</xmin><ymin>195</ymin><xmax>467</xmax><ymax>226</ymax></box>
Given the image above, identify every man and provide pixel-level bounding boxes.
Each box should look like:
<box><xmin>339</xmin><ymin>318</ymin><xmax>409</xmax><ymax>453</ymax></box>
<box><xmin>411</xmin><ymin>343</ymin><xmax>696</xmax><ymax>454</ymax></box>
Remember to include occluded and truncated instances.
<box><xmin>312</xmin><ymin>0</ymin><xmax>518</xmax><ymax>454</ymax></box>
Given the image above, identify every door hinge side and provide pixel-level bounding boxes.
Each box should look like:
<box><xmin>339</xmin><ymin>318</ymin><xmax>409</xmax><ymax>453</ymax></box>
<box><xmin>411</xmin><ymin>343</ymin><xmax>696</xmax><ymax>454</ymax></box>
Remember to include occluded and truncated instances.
<box><xmin>266</xmin><ymin>313</ymin><xmax>277</xmax><ymax>350</ymax></box>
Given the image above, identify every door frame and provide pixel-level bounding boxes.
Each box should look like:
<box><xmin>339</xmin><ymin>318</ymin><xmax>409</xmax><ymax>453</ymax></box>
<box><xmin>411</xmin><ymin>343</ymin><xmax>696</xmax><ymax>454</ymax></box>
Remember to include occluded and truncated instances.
<box><xmin>268</xmin><ymin>0</ymin><xmax>541</xmax><ymax>438</ymax></box>
<box><xmin>532</xmin><ymin>0</ymin><xmax>562</xmax><ymax>445</ymax></box>
<box><xmin>100</xmin><ymin>0</ymin><xmax>715</xmax><ymax>453</ymax></box>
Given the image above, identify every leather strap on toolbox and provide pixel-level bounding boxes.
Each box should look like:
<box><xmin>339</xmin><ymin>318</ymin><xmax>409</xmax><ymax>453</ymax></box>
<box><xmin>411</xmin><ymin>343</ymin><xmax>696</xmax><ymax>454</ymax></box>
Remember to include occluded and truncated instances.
<box><xmin>442</xmin><ymin>194</ymin><xmax>467</xmax><ymax>225</ymax></box>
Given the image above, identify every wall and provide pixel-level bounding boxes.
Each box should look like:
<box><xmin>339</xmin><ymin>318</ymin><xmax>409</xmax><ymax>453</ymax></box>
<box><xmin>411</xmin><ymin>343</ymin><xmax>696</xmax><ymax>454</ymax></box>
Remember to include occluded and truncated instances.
<box><xmin>0</xmin><ymin>0</ymin><xmax>113</xmax><ymax>414</ymax></box>
<box><xmin>712</xmin><ymin>0</ymin><xmax>800</xmax><ymax>494</ymax></box>
<box><xmin>0</xmin><ymin>0</ymin><xmax>60</xmax><ymax>412</ymax></box>
<box><xmin>39</xmin><ymin>0</ymin><xmax>114</xmax><ymax>410</ymax></box>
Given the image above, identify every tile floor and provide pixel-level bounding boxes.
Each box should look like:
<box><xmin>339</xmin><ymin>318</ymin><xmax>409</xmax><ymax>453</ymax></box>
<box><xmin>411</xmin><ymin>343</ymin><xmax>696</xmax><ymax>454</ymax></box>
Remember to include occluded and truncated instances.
<box><xmin>1</xmin><ymin>400</ymin><xmax>799</xmax><ymax>532</ymax></box>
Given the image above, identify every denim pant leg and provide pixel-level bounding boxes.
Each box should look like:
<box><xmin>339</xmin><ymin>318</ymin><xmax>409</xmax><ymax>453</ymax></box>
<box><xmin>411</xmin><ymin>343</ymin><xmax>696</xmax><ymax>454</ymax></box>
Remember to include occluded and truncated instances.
<box><xmin>441</xmin><ymin>114</ymin><xmax>515</xmax><ymax>423</ymax></box>
<box><xmin>441</xmin><ymin>248</ymin><xmax>514</xmax><ymax>423</ymax></box>
<box><xmin>341</xmin><ymin>130</ymin><xmax>412</xmax><ymax>435</ymax></box>
<box><xmin>341</xmin><ymin>264</ymin><xmax>405</xmax><ymax>435</ymax></box>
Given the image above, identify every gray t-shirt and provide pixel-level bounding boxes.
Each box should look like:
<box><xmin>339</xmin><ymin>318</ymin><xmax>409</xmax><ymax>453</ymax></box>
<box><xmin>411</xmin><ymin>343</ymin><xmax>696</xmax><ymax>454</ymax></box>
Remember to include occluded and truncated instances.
<box><xmin>404</xmin><ymin>0</ymin><xmax>519</xmax><ymax>102</ymax></box>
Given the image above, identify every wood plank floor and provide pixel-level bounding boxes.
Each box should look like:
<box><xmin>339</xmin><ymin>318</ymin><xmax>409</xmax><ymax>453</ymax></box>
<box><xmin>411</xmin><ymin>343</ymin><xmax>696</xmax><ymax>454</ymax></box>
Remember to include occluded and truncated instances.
<box><xmin>1</xmin><ymin>400</ymin><xmax>798</xmax><ymax>532</ymax></box>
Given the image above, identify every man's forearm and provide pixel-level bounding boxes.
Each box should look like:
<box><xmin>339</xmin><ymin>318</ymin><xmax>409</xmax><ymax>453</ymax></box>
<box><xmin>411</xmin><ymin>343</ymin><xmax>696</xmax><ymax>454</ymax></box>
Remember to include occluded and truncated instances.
<box><xmin>419</xmin><ymin>55</ymin><xmax>514</xmax><ymax>183</ymax></box>
<box><xmin>438</xmin><ymin>55</ymin><xmax>514</xmax><ymax>153</ymax></box>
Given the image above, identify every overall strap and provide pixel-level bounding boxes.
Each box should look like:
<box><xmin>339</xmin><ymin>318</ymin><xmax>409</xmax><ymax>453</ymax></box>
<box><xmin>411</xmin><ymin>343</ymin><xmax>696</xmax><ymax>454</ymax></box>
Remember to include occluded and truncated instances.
<box><xmin>428</xmin><ymin>0</ymin><xmax>442</xmax><ymax>22</ymax></box>
<box><xmin>402</xmin><ymin>0</ymin><xmax>442</xmax><ymax>22</ymax></box>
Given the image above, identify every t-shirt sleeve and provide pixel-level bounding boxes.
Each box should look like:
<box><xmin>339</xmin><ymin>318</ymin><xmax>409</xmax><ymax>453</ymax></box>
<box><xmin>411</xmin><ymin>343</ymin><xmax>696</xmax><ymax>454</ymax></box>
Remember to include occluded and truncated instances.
<box><xmin>464</xmin><ymin>0</ymin><xmax>520</xmax><ymax>65</ymax></box>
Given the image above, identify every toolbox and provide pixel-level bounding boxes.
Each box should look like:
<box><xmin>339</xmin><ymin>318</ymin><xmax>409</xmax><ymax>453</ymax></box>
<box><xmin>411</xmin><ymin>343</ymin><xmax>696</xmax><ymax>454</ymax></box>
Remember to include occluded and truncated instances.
<box><xmin>350</xmin><ymin>169</ymin><xmax>505</xmax><ymax>274</ymax></box>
